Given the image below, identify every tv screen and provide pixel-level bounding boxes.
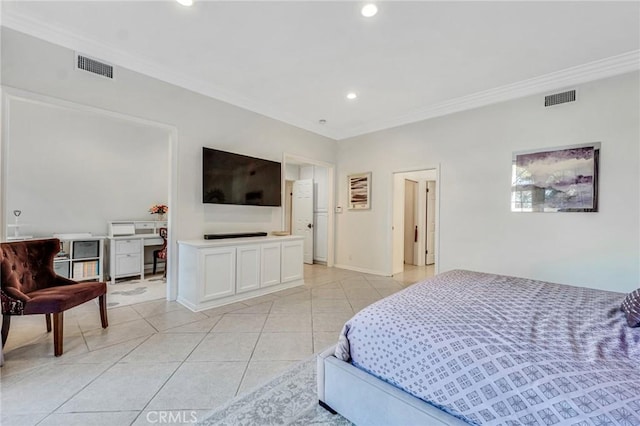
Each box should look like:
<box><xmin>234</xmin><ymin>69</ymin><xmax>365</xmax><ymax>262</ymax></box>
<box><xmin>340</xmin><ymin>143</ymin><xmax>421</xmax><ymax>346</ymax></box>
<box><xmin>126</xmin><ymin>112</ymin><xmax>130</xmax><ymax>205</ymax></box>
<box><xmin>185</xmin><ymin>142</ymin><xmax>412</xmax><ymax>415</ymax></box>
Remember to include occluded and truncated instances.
<box><xmin>202</xmin><ymin>147</ymin><xmax>282</xmax><ymax>207</ymax></box>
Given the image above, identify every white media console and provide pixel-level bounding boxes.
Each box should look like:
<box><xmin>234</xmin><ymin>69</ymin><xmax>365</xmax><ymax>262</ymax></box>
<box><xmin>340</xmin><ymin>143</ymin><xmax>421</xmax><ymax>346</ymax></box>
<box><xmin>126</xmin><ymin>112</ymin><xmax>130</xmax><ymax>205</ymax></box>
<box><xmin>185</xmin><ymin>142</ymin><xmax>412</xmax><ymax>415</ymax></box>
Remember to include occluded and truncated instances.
<box><xmin>177</xmin><ymin>235</ymin><xmax>304</xmax><ymax>312</ymax></box>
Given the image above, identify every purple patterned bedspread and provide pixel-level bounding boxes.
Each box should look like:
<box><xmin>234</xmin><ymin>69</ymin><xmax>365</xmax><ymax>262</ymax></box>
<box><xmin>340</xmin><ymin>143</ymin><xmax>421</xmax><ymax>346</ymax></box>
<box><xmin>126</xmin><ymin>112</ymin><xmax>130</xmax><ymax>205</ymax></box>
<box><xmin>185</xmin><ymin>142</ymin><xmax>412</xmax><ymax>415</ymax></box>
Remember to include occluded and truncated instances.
<box><xmin>335</xmin><ymin>270</ymin><xmax>640</xmax><ymax>425</ymax></box>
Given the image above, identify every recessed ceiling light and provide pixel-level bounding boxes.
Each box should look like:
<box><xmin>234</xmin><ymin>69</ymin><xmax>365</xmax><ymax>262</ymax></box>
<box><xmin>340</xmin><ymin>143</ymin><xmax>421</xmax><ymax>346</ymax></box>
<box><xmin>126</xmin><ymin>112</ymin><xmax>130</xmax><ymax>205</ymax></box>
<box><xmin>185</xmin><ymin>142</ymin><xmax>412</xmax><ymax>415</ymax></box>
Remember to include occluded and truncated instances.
<box><xmin>346</xmin><ymin>92</ymin><xmax>358</xmax><ymax>100</ymax></box>
<box><xmin>319</xmin><ymin>119</ymin><xmax>327</xmax><ymax>125</ymax></box>
<box><xmin>361</xmin><ymin>4</ymin><xmax>378</xmax><ymax>18</ymax></box>
<box><xmin>176</xmin><ymin>0</ymin><xmax>193</xmax><ymax>6</ymax></box>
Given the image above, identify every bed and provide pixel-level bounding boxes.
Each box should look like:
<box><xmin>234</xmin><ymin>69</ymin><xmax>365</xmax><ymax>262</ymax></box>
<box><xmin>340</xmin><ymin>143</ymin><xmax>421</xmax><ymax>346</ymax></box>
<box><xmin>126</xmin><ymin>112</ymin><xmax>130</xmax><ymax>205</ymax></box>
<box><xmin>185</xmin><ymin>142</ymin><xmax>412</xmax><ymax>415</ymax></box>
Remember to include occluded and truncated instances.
<box><xmin>317</xmin><ymin>269</ymin><xmax>640</xmax><ymax>425</ymax></box>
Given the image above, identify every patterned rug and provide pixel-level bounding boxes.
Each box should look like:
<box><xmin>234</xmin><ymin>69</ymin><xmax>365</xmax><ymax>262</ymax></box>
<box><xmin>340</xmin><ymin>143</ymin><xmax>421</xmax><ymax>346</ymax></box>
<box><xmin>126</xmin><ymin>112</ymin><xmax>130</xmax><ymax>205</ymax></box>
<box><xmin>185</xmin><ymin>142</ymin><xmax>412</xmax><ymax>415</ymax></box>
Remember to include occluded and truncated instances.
<box><xmin>199</xmin><ymin>356</ymin><xmax>353</xmax><ymax>426</ymax></box>
<box><xmin>107</xmin><ymin>276</ymin><xmax>166</xmax><ymax>308</ymax></box>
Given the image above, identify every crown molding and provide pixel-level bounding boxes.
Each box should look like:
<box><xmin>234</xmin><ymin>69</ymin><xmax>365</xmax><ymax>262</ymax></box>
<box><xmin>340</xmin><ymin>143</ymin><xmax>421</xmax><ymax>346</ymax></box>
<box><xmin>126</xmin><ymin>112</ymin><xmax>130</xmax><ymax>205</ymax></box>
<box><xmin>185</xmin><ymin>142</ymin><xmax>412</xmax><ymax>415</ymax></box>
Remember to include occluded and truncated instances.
<box><xmin>1</xmin><ymin>11</ymin><xmax>341</xmax><ymax>140</ymax></box>
<box><xmin>3</xmin><ymin>10</ymin><xmax>638</xmax><ymax>142</ymax></box>
<box><xmin>338</xmin><ymin>50</ymin><xmax>640</xmax><ymax>140</ymax></box>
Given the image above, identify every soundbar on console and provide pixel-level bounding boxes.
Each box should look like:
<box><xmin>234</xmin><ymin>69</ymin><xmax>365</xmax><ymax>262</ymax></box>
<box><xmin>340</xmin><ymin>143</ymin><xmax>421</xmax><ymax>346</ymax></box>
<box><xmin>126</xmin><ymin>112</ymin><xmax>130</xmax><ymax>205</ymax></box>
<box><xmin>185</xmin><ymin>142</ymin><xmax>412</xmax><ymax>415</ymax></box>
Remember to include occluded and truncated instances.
<box><xmin>204</xmin><ymin>232</ymin><xmax>268</xmax><ymax>240</ymax></box>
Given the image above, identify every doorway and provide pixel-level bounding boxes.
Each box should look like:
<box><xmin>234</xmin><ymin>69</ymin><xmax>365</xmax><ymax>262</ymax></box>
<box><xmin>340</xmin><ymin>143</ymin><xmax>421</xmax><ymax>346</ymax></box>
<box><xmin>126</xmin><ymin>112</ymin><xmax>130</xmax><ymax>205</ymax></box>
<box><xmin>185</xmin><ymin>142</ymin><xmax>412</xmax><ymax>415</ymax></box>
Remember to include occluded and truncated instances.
<box><xmin>282</xmin><ymin>154</ymin><xmax>335</xmax><ymax>267</ymax></box>
<box><xmin>391</xmin><ymin>168</ymin><xmax>439</xmax><ymax>275</ymax></box>
<box><xmin>1</xmin><ymin>90</ymin><xmax>177</xmax><ymax>303</ymax></box>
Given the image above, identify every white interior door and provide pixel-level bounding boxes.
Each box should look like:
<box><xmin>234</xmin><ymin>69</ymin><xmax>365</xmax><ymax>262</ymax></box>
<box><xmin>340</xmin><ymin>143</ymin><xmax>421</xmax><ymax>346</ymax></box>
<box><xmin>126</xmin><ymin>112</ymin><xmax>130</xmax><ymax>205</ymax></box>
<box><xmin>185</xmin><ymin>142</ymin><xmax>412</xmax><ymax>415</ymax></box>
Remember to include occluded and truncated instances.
<box><xmin>426</xmin><ymin>181</ymin><xmax>436</xmax><ymax>265</ymax></box>
<box><xmin>292</xmin><ymin>179</ymin><xmax>314</xmax><ymax>264</ymax></box>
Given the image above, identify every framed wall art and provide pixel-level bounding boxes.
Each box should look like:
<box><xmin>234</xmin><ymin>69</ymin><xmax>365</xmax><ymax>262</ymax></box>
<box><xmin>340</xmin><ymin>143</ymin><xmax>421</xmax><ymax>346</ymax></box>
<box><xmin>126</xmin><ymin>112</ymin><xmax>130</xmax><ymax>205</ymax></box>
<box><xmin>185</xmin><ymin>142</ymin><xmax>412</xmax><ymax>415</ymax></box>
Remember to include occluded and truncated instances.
<box><xmin>511</xmin><ymin>142</ymin><xmax>600</xmax><ymax>212</ymax></box>
<box><xmin>348</xmin><ymin>172</ymin><xmax>371</xmax><ymax>210</ymax></box>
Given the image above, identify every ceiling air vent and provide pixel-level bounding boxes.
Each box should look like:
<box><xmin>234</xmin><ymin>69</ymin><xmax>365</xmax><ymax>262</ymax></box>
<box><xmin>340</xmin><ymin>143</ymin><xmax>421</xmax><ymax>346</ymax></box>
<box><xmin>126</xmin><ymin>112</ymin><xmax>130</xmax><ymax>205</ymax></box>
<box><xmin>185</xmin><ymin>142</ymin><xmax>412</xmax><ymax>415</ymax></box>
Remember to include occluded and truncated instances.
<box><xmin>545</xmin><ymin>90</ymin><xmax>575</xmax><ymax>107</ymax></box>
<box><xmin>76</xmin><ymin>54</ymin><xmax>113</xmax><ymax>79</ymax></box>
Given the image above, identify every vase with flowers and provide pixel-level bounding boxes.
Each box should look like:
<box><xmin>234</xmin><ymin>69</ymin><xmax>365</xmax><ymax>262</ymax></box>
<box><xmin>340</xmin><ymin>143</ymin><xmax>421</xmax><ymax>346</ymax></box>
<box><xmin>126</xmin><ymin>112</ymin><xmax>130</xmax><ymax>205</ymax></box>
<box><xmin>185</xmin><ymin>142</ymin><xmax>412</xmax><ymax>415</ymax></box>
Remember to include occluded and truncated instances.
<box><xmin>149</xmin><ymin>204</ymin><xmax>168</xmax><ymax>221</ymax></box>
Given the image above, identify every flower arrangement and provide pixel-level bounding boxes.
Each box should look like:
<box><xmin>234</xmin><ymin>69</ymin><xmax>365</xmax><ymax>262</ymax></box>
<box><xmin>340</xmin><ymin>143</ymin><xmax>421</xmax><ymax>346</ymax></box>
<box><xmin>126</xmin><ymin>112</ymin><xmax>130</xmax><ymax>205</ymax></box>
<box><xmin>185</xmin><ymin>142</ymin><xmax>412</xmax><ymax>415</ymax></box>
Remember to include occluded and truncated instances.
<box><xmin>149</xmin><ymin>204</ymin><xmax>168</xmax><ymax>215</ymax></box>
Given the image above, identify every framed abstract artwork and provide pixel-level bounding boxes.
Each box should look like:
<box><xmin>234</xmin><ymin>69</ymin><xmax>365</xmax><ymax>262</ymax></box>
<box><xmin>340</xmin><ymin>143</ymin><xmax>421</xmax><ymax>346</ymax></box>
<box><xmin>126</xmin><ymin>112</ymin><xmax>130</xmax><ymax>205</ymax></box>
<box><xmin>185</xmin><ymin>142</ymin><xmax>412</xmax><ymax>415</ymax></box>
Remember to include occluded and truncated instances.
<box><xmin>511</xmin><ymin>142</ymin><xmax>600</xmax><ymax>212</ymax></box>
<box><xmin>348</xmin><ymin>172</ymin><xmax>371</xmax><ymax>210</ymax></box>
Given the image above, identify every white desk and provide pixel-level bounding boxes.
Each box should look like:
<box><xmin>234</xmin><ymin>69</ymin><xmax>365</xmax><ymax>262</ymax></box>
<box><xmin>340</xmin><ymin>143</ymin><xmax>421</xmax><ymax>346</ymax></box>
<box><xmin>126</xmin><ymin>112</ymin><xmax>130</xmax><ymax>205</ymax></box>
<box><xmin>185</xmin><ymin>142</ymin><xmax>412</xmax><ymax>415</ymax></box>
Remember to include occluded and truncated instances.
<box><xmin>107</xmin><ymin>220</ymin><xmax>167</xmax><ymax>284</ymax></box>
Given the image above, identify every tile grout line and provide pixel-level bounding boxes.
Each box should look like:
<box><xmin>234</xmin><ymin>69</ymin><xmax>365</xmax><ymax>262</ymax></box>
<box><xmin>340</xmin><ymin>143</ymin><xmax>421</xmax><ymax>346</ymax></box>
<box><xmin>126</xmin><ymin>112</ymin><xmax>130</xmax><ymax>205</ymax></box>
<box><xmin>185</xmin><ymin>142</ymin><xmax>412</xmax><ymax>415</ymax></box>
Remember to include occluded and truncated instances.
<box><xmin>233</xmin><ymin>280</ymin><xmax>322</xmax><ymax>395</ymax></box>
<box><xmin>34</xmin><ymin>333</ymin><xmax>155</xmax><ymax>426</ymax></box>
<box><xmin>127</xmin><ymin>300</ymin><xmax>245</xmax><ymax>423</ymax></box>
<box><xmin>50</xmin><ymin>300</ymin><xmax>206</xmax><ymax>424</ymax></box>
<box><xmin>232</xmin><ymin>301</ymin><xmax>273</xmax><ymax>397</ymax></box>
<box><xmin>78</xmin><ymin>316</ymin><xmax>91</xmax><ymax>355</ymax></box>
<box><xmin>130</xmin><ymin>329</ymin><xmax>211</xmax><ymax>426</ymax></box>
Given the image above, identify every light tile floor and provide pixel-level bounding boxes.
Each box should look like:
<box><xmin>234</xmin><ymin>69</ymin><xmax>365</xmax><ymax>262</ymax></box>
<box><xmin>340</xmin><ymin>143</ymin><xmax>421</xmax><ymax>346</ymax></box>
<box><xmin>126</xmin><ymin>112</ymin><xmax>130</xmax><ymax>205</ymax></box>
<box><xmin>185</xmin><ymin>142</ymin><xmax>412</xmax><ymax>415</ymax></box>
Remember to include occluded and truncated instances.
<box><xmin>0</xmin><ymin>264</ymin><xmax>433</xmax><ymax>426</ymax></box>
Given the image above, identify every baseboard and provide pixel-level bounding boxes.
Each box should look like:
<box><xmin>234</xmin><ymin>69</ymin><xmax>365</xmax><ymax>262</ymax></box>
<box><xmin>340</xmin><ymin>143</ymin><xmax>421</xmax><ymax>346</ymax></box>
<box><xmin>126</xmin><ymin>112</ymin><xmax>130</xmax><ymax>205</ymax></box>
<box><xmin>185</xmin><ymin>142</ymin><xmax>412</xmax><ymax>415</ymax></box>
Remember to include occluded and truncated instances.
<box><xmin>176</xmin><ymin>296</ymin><xmax>198</xmax><ymax>311</ymax></box>
<box><xmin>333</xmin><ymin>264</ymin><xmax>390</xmax><ymax>277</ymax></box>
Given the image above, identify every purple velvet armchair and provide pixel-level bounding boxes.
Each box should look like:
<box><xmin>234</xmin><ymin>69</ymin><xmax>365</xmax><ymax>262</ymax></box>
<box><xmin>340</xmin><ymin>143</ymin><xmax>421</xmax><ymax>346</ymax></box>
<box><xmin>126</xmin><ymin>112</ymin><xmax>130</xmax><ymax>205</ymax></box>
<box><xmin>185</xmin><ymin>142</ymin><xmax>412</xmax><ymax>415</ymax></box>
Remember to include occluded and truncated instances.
<box><xmin>1</xmin><ymin>238</ymin><xmax>108</xmax><ymax>357</ymax></box>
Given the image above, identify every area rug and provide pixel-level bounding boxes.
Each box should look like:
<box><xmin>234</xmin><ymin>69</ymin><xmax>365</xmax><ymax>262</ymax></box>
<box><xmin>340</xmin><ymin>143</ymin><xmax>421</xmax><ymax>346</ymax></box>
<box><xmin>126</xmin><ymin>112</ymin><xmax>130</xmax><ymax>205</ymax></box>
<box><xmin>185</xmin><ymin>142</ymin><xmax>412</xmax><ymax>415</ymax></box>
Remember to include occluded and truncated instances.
<box><xmin>106</xmin><ymin>276</ymin><xmax>166</xmax><ymax>308</ymax></box>
<box><xmin>199</xmin><ymin>356</ymin><xmax>353</xmax><ymax>426</ymax></box>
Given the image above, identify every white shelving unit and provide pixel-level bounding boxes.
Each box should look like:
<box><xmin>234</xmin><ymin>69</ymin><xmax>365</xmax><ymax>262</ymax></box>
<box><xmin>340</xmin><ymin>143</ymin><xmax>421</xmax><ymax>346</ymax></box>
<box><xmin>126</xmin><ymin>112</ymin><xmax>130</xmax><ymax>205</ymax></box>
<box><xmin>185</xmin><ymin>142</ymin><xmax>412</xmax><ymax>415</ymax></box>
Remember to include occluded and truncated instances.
<box><xmin>53</xmin><ymin>236</ymin><xmax>105</xmax><ymax>282</ymax></box>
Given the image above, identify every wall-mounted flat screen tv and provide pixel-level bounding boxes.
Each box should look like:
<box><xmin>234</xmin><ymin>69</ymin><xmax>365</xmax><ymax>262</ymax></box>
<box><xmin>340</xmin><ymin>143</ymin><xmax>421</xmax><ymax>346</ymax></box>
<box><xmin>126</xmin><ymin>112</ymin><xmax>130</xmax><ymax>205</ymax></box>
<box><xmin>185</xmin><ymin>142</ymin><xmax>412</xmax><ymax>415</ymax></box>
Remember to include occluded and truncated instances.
<box><xmin>203</xmin><ymin>147</ymin><xmax>282</xmax><ymax>207</ymax></box>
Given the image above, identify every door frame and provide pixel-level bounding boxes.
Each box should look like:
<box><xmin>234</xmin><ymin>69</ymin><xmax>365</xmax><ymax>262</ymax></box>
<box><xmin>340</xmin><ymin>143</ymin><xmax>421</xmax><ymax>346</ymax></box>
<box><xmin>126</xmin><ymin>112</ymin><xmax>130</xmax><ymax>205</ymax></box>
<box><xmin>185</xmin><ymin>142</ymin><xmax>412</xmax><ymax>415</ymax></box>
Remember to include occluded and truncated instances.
<box><xmin>282</xmin><ymin>153</ymin><xmax>335</xmax><ymax>267</ymax></box>
<box><xmin>1</xmin><ymin>87</ymin><xmax>179</xmax><ymax>301</ymax></box>
<box><xmin>425</xmin><ymin>180</ymin><xmax>437</xmax><ymax>265</ymax></box>
<box><xmin>389</xmin><ymin>165</ymin><xmax>441</xmax><ymax>276</ymax></box>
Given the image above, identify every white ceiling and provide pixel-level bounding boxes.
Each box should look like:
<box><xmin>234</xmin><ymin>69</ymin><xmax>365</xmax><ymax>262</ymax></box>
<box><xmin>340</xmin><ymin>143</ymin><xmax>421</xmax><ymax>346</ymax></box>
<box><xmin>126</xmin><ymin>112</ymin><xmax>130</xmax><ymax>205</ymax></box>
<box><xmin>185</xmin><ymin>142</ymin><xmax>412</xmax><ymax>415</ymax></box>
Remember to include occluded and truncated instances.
<box><xmin>2</xmin><ymin>1</ymin><xmax>639</xmax><ymax>140</ymax></box>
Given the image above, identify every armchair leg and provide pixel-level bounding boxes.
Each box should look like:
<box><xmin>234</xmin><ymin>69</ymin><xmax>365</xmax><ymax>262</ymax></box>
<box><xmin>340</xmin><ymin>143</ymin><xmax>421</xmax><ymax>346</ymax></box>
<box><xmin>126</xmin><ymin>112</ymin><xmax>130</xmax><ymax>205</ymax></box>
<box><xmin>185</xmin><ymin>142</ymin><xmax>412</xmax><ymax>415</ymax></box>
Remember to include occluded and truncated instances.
<box><xmin>99</xmin><ymin>294</ymin><xmax>108</xmax><ymax>329</ymax></box>
<box><xmin>53</xmin><ymin>312</ymin><xmax>63</xmax><ymax>357</ymax></box>
<box><xmin>1</xmin><ymin>315</ymin><xmax>11</xmax><ymax>347</ymax></box>
<box><xmin>153</xmin><ymin>255</ymin><xmax>158</xmax><ymax>275</ymax></box>
<box><xmin>46</xmin><ymin>313</ymin><xmax>52</xmax><ymax>332</ymax></box>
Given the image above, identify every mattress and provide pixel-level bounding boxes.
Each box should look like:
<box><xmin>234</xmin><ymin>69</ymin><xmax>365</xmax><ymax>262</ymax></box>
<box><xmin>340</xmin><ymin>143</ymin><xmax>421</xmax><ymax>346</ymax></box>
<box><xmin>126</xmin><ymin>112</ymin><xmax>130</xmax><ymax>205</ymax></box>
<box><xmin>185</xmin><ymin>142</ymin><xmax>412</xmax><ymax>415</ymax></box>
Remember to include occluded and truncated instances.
<box><xmin>335</xmin><ymin>270</ymin><xmax>640</xmax><ymax>425</ymax></box>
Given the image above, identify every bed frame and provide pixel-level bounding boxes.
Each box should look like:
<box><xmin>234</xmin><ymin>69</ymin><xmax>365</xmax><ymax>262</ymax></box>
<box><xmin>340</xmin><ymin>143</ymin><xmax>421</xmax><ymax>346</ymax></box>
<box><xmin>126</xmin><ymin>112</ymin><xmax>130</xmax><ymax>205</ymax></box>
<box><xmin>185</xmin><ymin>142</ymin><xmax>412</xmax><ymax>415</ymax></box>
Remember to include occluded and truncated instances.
<box><xmin>317</xmin><ymin>345</ymin><xmax>469</xmax><ymax>426</ymax></box>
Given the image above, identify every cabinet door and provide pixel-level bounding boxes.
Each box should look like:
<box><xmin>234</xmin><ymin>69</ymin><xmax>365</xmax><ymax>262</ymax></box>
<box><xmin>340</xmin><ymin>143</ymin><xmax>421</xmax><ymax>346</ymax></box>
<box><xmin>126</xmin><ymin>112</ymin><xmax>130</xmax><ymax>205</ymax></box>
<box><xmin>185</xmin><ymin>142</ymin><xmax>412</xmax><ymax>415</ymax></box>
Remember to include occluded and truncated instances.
<box><xmin>116</xmin><ymin>254</ymin><xmax>141</xmax><ymax>275</ymax></box>
<box><xmin>260</xmin><ymin>243</ymin><xmax>281</xmax><ymax>287</ymax></box>
<box><xmin>200</xmin><ymin>247</ymin><xmax>236</xmax><ymax>301</ymax></box>
<box><xmin>115</xmin><ymin>239</ymin><xmax>141</xmax><ymax>254</ymax></box>
<box><xmin>236</xmin><ymin>245</ymin><xmax>260</xmax><ymax>293</ymax></box>
<box><xmin>281</xmin><ymin>239</ymin><xmax>304</xmax><ymax>282</ymax></box>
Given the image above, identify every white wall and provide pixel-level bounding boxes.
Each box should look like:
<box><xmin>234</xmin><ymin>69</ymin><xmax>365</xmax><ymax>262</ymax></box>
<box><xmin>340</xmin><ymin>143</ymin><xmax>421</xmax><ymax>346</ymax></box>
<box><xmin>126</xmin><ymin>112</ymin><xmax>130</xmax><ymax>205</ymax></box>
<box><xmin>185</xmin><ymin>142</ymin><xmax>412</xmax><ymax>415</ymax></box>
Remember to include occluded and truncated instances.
<box><xmin>337</xmin><ymin>72</ymin><xmax>640</xmax><ymax>292</ymax></box>
<box><xmin>1</xmin><ymin>28</ymin><xmax>336</xmax><ymax>244</ymax></box>
<box><xmin>285</xmin><ymin>164</ymin><xmax>300</xmax><ymax>181</ymax></box>
<box><xmin>5</xmin><ymin>99</ymin><xmax>169</xmax><ymax>237</ymax></box>
<box><xmin>300</xmin><ymin>165</ymin><xmax>314</xmax><ymax>181</ymax></box>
